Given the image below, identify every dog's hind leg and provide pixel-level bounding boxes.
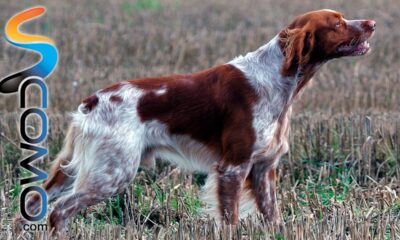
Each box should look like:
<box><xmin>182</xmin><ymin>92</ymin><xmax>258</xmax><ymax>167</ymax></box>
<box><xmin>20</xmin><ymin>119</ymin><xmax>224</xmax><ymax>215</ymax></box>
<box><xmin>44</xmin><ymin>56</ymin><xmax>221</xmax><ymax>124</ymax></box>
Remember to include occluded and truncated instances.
<box><xmin>48</xmin><ymin>134</ymin><xmax>142</xmax><ymax>235</ymax></box>
<box><xmin>13</xmin><ymin>125</ymin><xmax>78</xmax><ymax>230</ymax></box>
<box><xmin>48</xmin><ymin>192</ymin><xmax>104</xmax><ymax>236</ymax></box>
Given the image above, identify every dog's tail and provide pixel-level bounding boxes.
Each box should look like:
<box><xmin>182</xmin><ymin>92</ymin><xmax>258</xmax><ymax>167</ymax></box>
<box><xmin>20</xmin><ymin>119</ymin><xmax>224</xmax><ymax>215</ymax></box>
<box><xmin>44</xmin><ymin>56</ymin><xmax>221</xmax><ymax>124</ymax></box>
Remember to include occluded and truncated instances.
<box><xmin>200</xmin><ymin>171</ymin><xmax>257</xmax><ymax>220</ymax></box>
<box><xmin>56</xmin><ymin>122</ymin><xmax>81</xmax><ymax>176</ymax></box>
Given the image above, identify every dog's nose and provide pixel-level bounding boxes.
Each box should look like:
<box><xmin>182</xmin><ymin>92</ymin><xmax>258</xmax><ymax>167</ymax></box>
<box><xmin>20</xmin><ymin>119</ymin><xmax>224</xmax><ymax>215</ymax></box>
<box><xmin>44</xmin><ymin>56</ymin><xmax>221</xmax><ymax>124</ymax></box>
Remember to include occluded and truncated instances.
<box><xmin>366</xmin><ymin>20</ymin><xmax>376</xmax><ymax>31</ymax></box>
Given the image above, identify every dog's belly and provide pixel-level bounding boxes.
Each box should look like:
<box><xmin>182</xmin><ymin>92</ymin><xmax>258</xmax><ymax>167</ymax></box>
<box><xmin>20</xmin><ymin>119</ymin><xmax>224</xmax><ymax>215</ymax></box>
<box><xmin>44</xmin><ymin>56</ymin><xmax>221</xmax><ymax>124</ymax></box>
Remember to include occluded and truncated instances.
<box><xmin>144</xmin><ymin>123</ymin><xmax>219</xmax><ymax>173</ymax></box>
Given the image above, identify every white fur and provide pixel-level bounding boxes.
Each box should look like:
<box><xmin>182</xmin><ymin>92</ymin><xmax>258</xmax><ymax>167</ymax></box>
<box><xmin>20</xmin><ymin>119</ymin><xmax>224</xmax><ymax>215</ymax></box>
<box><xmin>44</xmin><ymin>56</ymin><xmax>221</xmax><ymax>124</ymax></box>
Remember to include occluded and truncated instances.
<box><xmin>154</xmin><ymin>86</ymin><xmax>167</xmax><ymax>96</ymax></box>
<box><xmin>229</xmin><ymin>36</ymin><xmax>296</xmax><ymax>155</ymax></box>
<box><xmin>63</xmin><ymin>83</ymin><xmax>146</xmax><ymax>194</ymax></box>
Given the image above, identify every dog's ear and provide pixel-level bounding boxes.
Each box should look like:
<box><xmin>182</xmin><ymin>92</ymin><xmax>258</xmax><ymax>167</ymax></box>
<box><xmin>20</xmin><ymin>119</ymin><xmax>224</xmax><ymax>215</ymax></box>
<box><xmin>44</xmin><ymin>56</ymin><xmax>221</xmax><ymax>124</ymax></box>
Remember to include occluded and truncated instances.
<box><xmin>280</xmin><ymin>27</ymin><xmax>315</xmax><ymax>76</ymax></box>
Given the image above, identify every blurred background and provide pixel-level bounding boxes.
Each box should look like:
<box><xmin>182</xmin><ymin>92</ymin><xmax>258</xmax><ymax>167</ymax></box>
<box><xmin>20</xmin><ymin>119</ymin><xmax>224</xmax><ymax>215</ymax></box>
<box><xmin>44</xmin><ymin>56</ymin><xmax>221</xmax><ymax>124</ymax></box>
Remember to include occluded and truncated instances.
<box><xmin>0</xmin><ymin>0</ymin><xmax>399</xmax><ymax>113</ymax></box>
<box><xmin>0</xmin><ymin>0</ymin><xmax>399</xmax><ymax>239</ymax></box>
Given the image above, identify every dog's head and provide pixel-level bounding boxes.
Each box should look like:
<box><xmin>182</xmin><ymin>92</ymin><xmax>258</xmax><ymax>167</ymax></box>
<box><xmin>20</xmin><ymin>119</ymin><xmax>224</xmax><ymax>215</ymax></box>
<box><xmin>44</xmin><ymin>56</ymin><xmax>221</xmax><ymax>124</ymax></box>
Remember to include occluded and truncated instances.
<box><xmin>279</xmin><ymin>9</ymin><xmax>376</xmax><ymax>76</ymax></box>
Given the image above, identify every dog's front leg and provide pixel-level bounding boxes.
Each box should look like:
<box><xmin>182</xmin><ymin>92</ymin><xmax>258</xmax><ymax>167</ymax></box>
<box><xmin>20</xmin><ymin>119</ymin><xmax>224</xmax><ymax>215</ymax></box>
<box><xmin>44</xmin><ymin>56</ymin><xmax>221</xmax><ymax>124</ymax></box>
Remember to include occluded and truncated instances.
<box><xmin>249</xmin><ymin>160</ymin><xmax>280</xmax><ymax>222</ymax></box>
<box><xmin>217</xmin><ymin>163</ymin><xmax>250</xmax><ymax>224</ymax></box>
<box><xmin>216</xmin><ymin>110</ymin><xmax>254</xmax><ymax>223</ymax></box>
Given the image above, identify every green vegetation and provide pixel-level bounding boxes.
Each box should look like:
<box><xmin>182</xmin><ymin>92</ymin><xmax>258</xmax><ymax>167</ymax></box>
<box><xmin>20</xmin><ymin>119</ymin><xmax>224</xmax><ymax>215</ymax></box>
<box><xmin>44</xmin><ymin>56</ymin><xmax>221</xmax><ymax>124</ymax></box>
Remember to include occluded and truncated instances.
<box><xmin>134</xmin><ymin>0</ymin><xmax>161</xmax><ymax>11</ymax></box>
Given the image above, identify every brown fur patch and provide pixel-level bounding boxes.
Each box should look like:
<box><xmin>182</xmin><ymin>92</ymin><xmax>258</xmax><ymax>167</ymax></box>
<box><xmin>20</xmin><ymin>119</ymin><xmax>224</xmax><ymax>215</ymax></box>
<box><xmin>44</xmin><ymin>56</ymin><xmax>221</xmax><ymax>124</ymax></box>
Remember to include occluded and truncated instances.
<box><xmin>268</xmin><ymin>168</ymin><xmax>277</xmax><ymax>181</ymax></box>
<box><xmin>100</xmin><ymin>83</ymin><xmax>122</xmax><ymax>93</ymax></box>
<box><xmin>109</xmin><ymin>95</ymin><xmax>123</xmax><ymax>103</ymax></box>
<box><xmin>134</xmin><ymin>64</ymin><xmax>258</xmax><ymax>166</ymax></box>
<box><xmin>42</xmin><ymin>160</ymin><xmax>69</xmax><ymax>191</ymax></box>
<box><xmin>81</xmin><ymin>95</ymin><xmax>98</xmax><ymax>112</ymax></box>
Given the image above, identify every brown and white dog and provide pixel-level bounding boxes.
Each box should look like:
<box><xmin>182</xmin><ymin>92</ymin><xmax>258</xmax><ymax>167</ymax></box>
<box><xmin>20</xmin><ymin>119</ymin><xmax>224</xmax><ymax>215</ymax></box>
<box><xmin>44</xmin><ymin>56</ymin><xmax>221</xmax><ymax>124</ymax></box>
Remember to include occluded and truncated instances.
<box><xmin>15</xmin><ymin>9</ymin><xmax>375</xmax><ymax>234</ymax></box>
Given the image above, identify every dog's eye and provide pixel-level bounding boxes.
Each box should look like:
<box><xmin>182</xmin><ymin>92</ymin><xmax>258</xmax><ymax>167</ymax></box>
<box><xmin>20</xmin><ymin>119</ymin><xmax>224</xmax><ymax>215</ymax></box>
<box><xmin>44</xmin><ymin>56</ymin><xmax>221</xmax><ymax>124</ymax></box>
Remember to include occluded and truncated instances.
<box><xmin>335</xmin><ymin>21</ymin><xmax>341</xmax><ymax>28</ymax></box>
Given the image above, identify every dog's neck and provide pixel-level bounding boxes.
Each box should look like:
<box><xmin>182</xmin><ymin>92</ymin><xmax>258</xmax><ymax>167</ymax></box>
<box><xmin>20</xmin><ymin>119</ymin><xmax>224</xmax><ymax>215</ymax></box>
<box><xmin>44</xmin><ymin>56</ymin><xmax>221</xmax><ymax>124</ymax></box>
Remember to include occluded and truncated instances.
<box><xmin>229</xmin><ymin>35</ymin><xmax>320</xmax><ymax>105</ymax></box>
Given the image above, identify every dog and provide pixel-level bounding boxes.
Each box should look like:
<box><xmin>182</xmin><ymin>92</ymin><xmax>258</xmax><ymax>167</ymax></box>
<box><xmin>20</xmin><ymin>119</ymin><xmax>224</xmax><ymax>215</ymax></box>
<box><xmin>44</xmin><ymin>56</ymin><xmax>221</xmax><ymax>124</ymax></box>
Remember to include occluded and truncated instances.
<box><xmin>14</xmin><ymin>9</ymin><xmax>375</xmax><ymax>235</ymax></box>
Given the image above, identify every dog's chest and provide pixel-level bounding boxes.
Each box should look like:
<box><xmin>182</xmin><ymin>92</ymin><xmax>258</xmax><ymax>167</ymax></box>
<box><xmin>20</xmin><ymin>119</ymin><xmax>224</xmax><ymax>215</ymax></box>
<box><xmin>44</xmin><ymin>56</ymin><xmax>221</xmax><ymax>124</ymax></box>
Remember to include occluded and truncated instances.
<box><xmin>251</xmin><ymin>97</ymin><xmax>291</xmax><ymax>160</ymax></box>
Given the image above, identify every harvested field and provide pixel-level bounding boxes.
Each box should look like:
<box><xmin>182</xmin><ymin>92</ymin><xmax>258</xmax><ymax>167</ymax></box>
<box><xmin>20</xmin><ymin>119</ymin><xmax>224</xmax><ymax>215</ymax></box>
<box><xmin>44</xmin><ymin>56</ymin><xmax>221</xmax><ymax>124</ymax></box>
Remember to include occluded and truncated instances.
<box><xmin>0</xmin><ymin>0</ymin><xmax>399</xmax><ymax>239</ymax></box>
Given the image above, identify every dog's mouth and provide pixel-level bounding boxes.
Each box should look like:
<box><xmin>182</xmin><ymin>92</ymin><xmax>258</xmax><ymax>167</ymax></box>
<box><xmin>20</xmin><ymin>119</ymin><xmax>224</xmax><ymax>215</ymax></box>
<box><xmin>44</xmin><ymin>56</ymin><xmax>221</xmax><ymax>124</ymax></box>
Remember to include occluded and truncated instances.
<box><xmin>336</xmin><ymin>39</ymin><xmax>371</xmax><ymax>56</ymax></box>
